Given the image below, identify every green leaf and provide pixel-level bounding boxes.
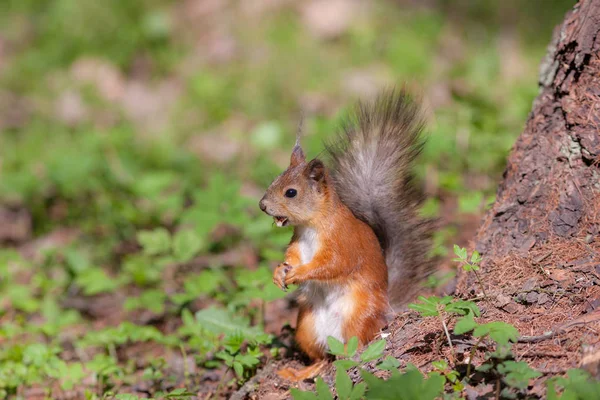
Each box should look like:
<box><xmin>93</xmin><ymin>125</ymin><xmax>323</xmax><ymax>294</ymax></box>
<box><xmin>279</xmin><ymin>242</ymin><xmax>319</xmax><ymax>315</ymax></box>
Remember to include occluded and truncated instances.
<box><xmin>476</xmin><ymin>364</ymin><xmax>494</xmax><ymax>372</ymax></box>
<box><xmin>347</xmin><ymin>336</ymin><xmax>359</xmax><ymax>357</ymax></box>
<box><xmin>336</xmin><ymin>368</ymin><xmax>353</xmax><ymax>400</ymax></box>
<box><xmin>233</xmin><ymin>361</ymin><xmax>244</xmax><ymax>378</ymax></box>
<box><xmin>327</xmin><ymin>336</ymin><xmax>346</xmax><ymax>356</ymax></box>
<box><xmin>547</xmin><ymin>369</ymin><xmax>600</xmax><ymax>399</ymax></box>
<box><xmin>124</xmin><ymin>289</ymin><xmax>166</xmax><ymax>314</ymax></box>
<box><xmin>182</xmin><ymin>271</ymin><xmax>223</xmax><ymax>298</ymax></box>
<box><xmin>165</xmin><ymin>388</ymin><xmax>197</xmax><ymax>398</ymax></box>
<box><xmin>377</xmin><ymin>356</ymin><xmax>401</xmax><ymax>371</ymax></box>
<box><xmin>349</xmin><ymin>382</ymin><xmax>366</xmax><ymax>400</ymax></box>
<box><xmin>215</xmin><ymin>351</ymin><xmax>234</xmax><ymax>364</ymax></box>
<box><xmin>75</xmin><ymin>268</ymin><xmax>122</xmax><ymax>295</ymax></box>
<box><xmin>444</xmin><ymin>299</ymin><xmax>481</xmax><ymax>316</ymax></box>
<box><xmin>453</xmin><ymin>313</ymin><xmax>478</xmax><ymax>335</ymax></box>
<box><xmin>453</xmin><ymin>245</ymin><xmax>467</xmax><ymax>261</ymax></box>
<box><xmin>58</xmin><ymin>362</ymin><xmax>86</xmax><ymax>390</ymax></box>
<box><xmin>315</xmin><ymin>377</ymin><xmax>334</xmax><ymax>400</ymax></box>
<box><xmin>431</xmin><ymin>360</ymin><xmax>448</xmax><ymax>371</ymax></box>
<box><xmin>290</xmin><ymin>389</ymin><xmax>318</xmax><ymax>400</ymax></box>
<box><xmin>470</xmin><ymin>251</ymin><xmax>482</xmax><ymax>264</ymax></box>
<box><xmin>115</xmin><ymin>395</ymin><xmax>141</xmax><ymax>400</ymax></box>
<box><xmin>195</xmin><ymin>306</ymin><xmax>261</xmax><ymax>338</ymax></box>
<box><xmin>473</xmin><ymin>321</ymin><xmax>519</xmax><ymax>345</ymax></box>
<box><xmin>334</xmin><ymin>360</ymin><xmax>359</xmax><ymax>370</ymax></box>
<box><xmin>446</xmin><ymin>370</ymin><xmax>460</xmax><ymax>384</ymax></box>
<box><xmin>360</xmin><ymin>367</ymin><xmax>444</xmax><ymax>400</ymax></box>
<box><xmin>137</xmin><ymin>228</ymin><xmax>171</xmax><ymax>256</ymax></box>
<box><xmin>236</xmin><ymin>353</ymin><xmax>260</xmax><ymax>367</ymax></box>
<box><xmin>408</xmin><ymin>296</ymin><xmax>441</xmax><ymax>317</ymax></box>
<box><xmin>497</xmin><ymin>361</ymin><xmax>541</xmax><ymax>390</ymax></box>
<box><xmin>172</xmin><ymin>229</ymin><xmax>203</xmax><ymax>262</ymax></box>
<box><xmin>360</xmin><ymin>339</ymin><xmax>386</xmax><ymax>362</ymax></box>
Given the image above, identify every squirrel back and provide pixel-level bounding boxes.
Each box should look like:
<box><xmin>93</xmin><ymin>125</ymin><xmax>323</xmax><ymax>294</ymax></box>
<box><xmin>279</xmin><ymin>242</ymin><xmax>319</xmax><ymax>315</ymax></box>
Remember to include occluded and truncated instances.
<box><xmin>325</xmin><ymin>88</ymin><xmax>435</xmax><ymax>308</ymax></box>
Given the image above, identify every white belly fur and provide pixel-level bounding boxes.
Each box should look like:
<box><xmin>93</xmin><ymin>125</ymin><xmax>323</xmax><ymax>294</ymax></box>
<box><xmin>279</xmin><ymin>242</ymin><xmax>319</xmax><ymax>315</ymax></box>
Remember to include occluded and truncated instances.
<box><xmin>296</xmin><ymin>226</ymin><xmax>354</xmax><ymax>346</ymax></box>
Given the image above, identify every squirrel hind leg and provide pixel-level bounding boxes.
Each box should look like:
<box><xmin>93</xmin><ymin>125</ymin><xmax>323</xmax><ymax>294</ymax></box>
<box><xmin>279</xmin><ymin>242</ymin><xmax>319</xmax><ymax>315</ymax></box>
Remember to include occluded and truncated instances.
<box><xmin>277</xmin><ymin>359</ymin><xmax>328</xmax><ymax>382</ymax></box>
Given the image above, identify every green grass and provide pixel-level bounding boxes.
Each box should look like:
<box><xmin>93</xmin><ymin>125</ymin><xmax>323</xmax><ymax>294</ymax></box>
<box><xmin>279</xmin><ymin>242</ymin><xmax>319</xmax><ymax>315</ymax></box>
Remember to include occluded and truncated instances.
<box><xmin>0</xmin><ymin>0</ymin><xmax>573</xmax><ymax>397</ymax></box>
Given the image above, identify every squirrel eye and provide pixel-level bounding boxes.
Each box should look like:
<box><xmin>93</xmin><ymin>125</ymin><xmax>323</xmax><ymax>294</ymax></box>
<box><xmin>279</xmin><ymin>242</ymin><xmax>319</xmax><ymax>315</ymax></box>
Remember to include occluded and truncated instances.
<box><xmin>285</xmin><ymin>188</ymin><xmax>297</xmax><ymax>198</ymax></box>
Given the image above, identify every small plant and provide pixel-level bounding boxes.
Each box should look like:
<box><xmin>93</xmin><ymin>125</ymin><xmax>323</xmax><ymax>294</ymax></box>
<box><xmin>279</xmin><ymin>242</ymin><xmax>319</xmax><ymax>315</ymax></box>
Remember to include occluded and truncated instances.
<box><xmin>216</xmin><ymin>350</ymin><xmax>261</xmax><ymax>381</ymax></box>
<box><xmin>291</xmin><ymin>336</ymin><xmax>386</xmax><ymax>400</ymax></box>
<box><xmin>453</xmin><ymin>245</ymin><xmax>487</xmax><ymax>299</ymax></box>
<box><xmin>409</xmin><ymin>295</ymin><xmax>480</xmax><ymax>360</ymax></box>
<box><xmin>547</xmin><ymin>369</ymin><xmax>600</xmax><ymax>399</ymax></box>
<box><xmin>453</xmin><ymin>311</ymin><xmax>520</xmax><ymax>378</ymax></box>
<box><xmin>335</xmin><ymin>368</ymin><xmax>367</xmax><ymax>400</ymax></box>
<box><xmin>360</xmin><ymin>365</ymin><xmax>445</xmax><ymax>400</ymax></box>
<box><xmin>292</xmin><ymin>337</ymin><xmax>446</xmax><ymax>400</ymax></box>
<box><xmin>327</xmin><ymin>336</ymin><xmax>387</xmax><ymax>367</ymax></box>
<box><xmin>431</xmin><ymin>360</ymin><xmax>463</xmax><ymax>392</ymax></box>
<box><xmin>290</xmin><ymin>377</ymin><xmax>336</xmax><ymax>400</ymax></box>
<box><xmin>497</xmin><ymin>361</ymin><xmax>541</xmax><ymax>397</ymax></box>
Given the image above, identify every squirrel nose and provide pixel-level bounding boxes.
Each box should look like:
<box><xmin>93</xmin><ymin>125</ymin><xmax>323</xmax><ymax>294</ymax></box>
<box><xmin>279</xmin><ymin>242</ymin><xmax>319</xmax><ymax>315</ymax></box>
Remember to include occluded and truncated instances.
<box><xmin>259</xmin><ymin>198</ymin><xmax>267</xmax><ymax>212</ymax></box>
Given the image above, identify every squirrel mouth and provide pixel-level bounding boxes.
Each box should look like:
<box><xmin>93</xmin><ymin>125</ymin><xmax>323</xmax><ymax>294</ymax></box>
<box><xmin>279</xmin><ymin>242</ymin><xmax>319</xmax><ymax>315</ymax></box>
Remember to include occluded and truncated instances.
<box><xmin>274</xmin><ymin>216</ymin><xmax>289</xmax><ymax>227</ymax></box>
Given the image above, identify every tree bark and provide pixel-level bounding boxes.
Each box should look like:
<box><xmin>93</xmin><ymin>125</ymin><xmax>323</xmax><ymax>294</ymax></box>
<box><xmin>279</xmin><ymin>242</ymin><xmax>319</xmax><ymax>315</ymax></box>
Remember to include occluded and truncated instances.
<box><xmin>472</xmin><ymin>0</ymin><xmax>600</xmax><ymax>259</ymax></box>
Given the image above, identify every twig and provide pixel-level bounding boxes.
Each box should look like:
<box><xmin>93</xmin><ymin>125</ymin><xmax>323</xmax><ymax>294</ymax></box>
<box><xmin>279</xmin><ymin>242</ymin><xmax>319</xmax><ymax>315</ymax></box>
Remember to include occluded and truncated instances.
<box><xmin>180</xmin><ymin>344</ymin><xmax>190</xmax><ymax>387</ymax></box>
<box><xmin>473</xmin><ymin>270</ymin><xmax>488</xmax><ymax>300</ymax></box>
<box><xmin>495</xmin><ymin>378</ymin><xmax>501</xmax><ymax>400</ymax></box>
<box><xmin>466</xmin><ymin>337</ymin><xmax>484</xmax><ymax>378</ymax></box>
<box><xmin>215</xmin><ymin>367</ymin><xmax>230</xmax><ymax>398</ymax></box>
<box><xmin>518</xmin><ymin>309</ymin><xmax>600</xmax><ymax>343</ymax></box>
<box><xmin>517</xmin><ymin>331</ymin><xmax>556</xmax><ymax>343</ymax></box>
<box><xmin>440</xmin><ymin>316</ymin><xmax>455</xmax><ymax>362</ymax></box>
<box><xmin>533</xmin><ymin>251</ymin><xmax>553</xmax><ymax>264</ymax></box>
<box><xmin>519</xmin><ymin>351</ymin><xmax>565</xmax><ymax>358</ymax></box>
<box><xmin>108</xmin><ymin>343</ymin><xmax>118</xmax><ymax>361</ymax></box>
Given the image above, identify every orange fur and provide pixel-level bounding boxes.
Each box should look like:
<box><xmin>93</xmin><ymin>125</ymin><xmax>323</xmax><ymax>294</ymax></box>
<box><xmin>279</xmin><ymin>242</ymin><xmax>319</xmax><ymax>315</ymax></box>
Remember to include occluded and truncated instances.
<box><xmin>279</xmin><ymin>183</ymin><xmax>388</xmax><ymax>380</ymax></box>
<box><xmin>287</xmin><ymin>193</ymin><xmax>388</xmax><ymax>343</ymax></box>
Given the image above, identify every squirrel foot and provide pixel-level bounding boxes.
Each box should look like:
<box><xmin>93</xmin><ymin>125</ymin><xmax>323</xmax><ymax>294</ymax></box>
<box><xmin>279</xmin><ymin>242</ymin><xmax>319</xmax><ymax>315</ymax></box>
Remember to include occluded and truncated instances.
<box><xmin>277</xmin><ymin>360</ymin><xmax>327</xmax><ymax>382</ymax></box>
<box><xmin>273</xmin><ymin>262</ymin><xmax>292</xmax><ymax>291</ymax></box>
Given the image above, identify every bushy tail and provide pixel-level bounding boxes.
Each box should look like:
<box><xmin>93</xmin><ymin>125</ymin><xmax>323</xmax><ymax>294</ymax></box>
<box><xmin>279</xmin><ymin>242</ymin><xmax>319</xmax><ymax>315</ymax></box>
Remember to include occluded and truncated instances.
<box><xmin>324</xmin><ymin>88</ymin><xmax>435</xmax><ymax>308</ymax></box>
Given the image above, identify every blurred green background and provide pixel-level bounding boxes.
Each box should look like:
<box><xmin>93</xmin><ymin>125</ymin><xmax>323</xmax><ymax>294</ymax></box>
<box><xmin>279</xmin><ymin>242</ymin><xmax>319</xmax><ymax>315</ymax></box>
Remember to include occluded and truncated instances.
<box><xmin>0</xmin><ymin>0</ymin><xmax>574</xmax><ymax>398</ymax></box>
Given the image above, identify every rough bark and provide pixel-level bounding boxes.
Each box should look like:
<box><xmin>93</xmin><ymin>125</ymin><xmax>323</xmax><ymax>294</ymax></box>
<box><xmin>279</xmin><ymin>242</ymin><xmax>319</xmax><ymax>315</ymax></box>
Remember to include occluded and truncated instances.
<box><xmin>473</xmin><ymin>0</ymin><xmax>600</xmax><ymax>258</ymax></box>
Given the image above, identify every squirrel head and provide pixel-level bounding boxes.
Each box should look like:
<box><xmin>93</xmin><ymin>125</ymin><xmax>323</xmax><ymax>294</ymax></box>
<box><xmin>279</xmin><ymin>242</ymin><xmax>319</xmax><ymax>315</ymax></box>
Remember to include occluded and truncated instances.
<box><xmin>259</xmin><ymin>142</ymin><xmax>328</xmax><ymax>227</ymax></box>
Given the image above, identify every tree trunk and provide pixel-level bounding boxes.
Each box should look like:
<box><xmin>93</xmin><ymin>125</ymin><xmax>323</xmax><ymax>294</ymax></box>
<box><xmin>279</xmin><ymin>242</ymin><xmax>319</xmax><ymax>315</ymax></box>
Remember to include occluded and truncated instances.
<box><xmin>237</xmin><ymin>1</ymin><xmax>600</xmax><ymax>397</ymax></box>
<box><xmin>472</xmin><ymin>0</ymin><xmax>600</xmax><ymax>259</ymax></box>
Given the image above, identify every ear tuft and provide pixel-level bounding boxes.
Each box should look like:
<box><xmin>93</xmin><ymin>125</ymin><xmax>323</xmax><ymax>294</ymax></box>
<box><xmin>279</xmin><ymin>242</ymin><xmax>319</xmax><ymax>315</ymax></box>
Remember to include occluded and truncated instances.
<box><xmin>306</xmin><ymin>159</ymin><xmax>325</xmax><ymax>182</ymax></box>
<box><xmin>290</xmin><ymin>144</ymin><xmax>306</xmax><ymax>167</ymax></box>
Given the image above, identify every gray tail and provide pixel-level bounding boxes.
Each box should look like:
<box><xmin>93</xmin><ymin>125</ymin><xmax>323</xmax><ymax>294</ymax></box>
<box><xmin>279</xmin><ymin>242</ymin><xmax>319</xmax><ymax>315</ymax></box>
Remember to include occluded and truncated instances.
<box><xmin>324</xmin><ymin>88</ymin><xmax>435</xmax><ymax>309</ymax></box>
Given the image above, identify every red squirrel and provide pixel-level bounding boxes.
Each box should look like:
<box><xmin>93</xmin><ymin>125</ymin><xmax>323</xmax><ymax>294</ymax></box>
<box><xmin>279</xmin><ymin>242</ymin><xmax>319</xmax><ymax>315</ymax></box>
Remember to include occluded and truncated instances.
<box><xmin>259</xmin><ymin>89</ymin><xmax>433</xmax><ymax>381</ymax></box>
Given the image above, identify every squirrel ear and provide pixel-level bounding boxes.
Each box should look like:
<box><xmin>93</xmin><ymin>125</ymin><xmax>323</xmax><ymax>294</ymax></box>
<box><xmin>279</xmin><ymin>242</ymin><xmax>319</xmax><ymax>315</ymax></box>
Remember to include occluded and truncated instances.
<box><xmin>306</xmin><ymin>159</ymin><xmax>325</xmax><ymax>182</ymax></box>
<box><xmin>290</xmin><ymin>144</ymin><xmax>305</xmax><ymax>167</ymax></box>
<box><xmin>290</xmin><ymin>115</ymin><xmax>306</xmax><ymax>167</ymax></box>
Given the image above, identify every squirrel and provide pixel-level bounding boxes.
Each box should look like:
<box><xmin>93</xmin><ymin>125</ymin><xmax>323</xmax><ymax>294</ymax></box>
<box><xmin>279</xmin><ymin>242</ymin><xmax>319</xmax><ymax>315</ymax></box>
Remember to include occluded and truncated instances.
<box><xmin>258</xmin><ymin>89</ymin><xmax>434</xmax><ymax>381</ymax></box>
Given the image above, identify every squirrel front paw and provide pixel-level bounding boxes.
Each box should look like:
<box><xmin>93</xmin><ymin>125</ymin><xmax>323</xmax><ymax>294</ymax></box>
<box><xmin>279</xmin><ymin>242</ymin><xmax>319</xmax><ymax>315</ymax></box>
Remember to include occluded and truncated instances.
<box><xmin>273</xmin><ymin>262</ymin><xmax>292</xmax><ymax>291</ymax></box>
